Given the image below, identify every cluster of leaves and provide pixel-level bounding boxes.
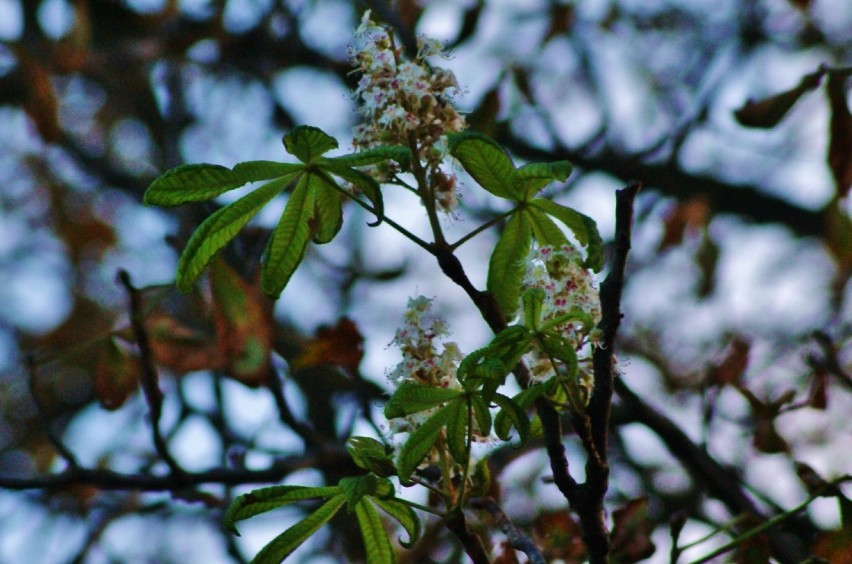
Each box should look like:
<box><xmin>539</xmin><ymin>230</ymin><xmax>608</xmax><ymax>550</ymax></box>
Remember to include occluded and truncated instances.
<box><xmin>145</xmin><ymin>126</ymin><xmax>410</xmax><ymax>298</ymax></box>
<box><xmin>225</xmin><ymin>447</ymin><xmax>418</xmax><ymax>563</ymax></box>
<box><xmin>448</xmin><ymin>132</ymin><xmax>604</xmax><ymax>315</ymax></box>
<box><xmin>143</xmin><ymin>124</ymin><xmax>604</xmax><ymax>561</ymax></box>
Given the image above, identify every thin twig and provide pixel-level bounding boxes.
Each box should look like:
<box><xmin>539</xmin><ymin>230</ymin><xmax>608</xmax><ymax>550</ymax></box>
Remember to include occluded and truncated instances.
<box><xmin>117</xmin><ymin>270</ymin><xmax>184</xmax><ymax>477</ymax></box>
<box><xmin>0</xmin><ymin>450</ymin><xmax>343</xmax><ymax>490</ymax></box>
<box><xmin>25</xmin><ymin>355</ymin><xmax>80</xmax><ymax>469</ymax></box>
<box><xmin>472</xmin><ymin>497</ymin><xmax>546</xmax><ymax>564</ymax></box>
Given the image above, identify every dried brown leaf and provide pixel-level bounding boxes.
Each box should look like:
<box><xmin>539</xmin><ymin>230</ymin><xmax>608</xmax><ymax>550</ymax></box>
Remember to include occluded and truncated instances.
<box><xmin>734</xmin><ymin>69</ymin><xmax>823</xmax><ymax>129</ymax></box>
<box><xmin>826</xmin><ymin>73</ymin><xmax>852</xmax><ymax>198</ymax></box>
<box><xmin>292</xmin><ymin>317</ymin><xmax>365</xmax><ymax>375</ymax></box>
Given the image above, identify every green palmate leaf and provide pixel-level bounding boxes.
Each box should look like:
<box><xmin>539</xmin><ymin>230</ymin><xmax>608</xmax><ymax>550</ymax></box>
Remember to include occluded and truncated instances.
<box><xmin>522</xmin><ymin>288</ymin><xmax>546</xmax><ymax>331</ymax></box>
<box><xmin>261</xmin><ymin>176</ymin><xmax>317</xmax><ymax>298</ymax></box>
<box><xmin>397</xmin><ymin>403</ymin><xmax>454</xmax><ymax>480</ymax></box>
<box><xmin>444</xmin><ymin>397</ymin><xmax>469</xmax><ymax>462</ymax></box>
<box><xmin>539</xmin><ymin>306</ymin><xmax>594</xmax><ymax>334</ymax></box>
<box><xmin>355</xmin><ymin>499</ymin><xmax>396</xmax><ymax>564</ymax></box>
<box><xmin>144</xmin><ymin>161</ymin><xmax>302</xmax><ymax>207</ymax></box>
<box><xmin>339</xmin><ymin>474</ymin><xmax>395</xmax><ymax>510</ymax></box>
<box><xmin>470</xmin><ymin>393</ymin><xmax>493</xmax><ymax>436</ymax></box>
<box><xmin>487</xmin><ymin>324</ymin><xmax>533</xmax><ymax>369</ymax></box>
<box><xmin>529</xmin><ymin>198</ymin><xmax>604</xmax><ymax>272</ymax></box>
<box><xmin>538</xmin><ymin>331</ymin><xmax>578</xmax><ymax>378</ymax></box>
<box><xmin>283</xmin><ymin>125</ymin><xmax>338</xmax><ymax>163</ymax></box>
<box><xmin>384</xmin><ymin>381</ymin><xmax>464</xmax><ymax>419</ymax></box>
<box><xmin>447</xmin><ymin>132</ymin><xmax>519</xmax><ymax>199</ymax></box>
<box><xmin>524</xmin><ymin>207</ymin><xmax>569</xmax><ymax>248</ymax></box>
<box><xmin>177</xmin><ymin>175</ymin><xmax>296</xmax><ymax>293</ymax></box>
<box><xmin>252</xmin><ymin>494</ymin><xmax>347</xmax><ymax>564</ymax></box>
<box><xmin>514</xmin><ymin>161</ymin><xmax>573</xmax><ymax>200</ymax></box>
<box><xmin>323</xmin><ymin>145</ymin><xmax>411</xmax><ymax>170</ymax></box>
<box><xmin>225</xmin><ymin>484</ymin><xmax>341</xmax><ymax>534</ymax></box>
<box><xmin>371</xmin><ymin>496</ymin><xmax>420</xmax><ymax>548</ymax></box>
<box><xmin>488</xmin><ymin>212</ymin><xmax>533</xmax><ymax>316</ymax></box>
<box><xmin>493</xmin><ymin>392</ymin><xmax>532</xmax><ymax>444</ymax></box>
<box><xmin>319</xmin><ymin>165</ymin><xmax>384</xmax><ymax>226</ymax></box>
<box><xmin>464</xmin><ymin>357</ymin><xmax>508</xmax><ymax>392</ymax></box>
<box><xmin>310</xmin><ymin>182</ymin><xmax>343</xmax><ymax>244</ymax></box>
<box><xmin>346</xmin><ymin>437</ymin><xmax>396</xmax><ymax>477</ymax></box>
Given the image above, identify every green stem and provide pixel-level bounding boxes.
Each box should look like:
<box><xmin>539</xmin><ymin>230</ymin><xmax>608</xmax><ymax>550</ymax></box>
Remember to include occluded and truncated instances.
<box><xmin>453</xmin><ymin>397</ymin><xmax>475</xmax><ymax>510</ymax></box>
<box><xmin>450</xmin><ymin>207</ymin><xmax>517</xmax><ymax>251</ymax></box>
<box><xmin>407</xmin><ymin>132</ymin><xmax>446</xmax><ymax>246</ymax></box>
<box><xmin>677</xmin><ymin>513</ymin><xmax>750</xmax><ymax>551</ymax></box>
<box><xmin>334</xmin><ymin>185</ymin><xmax>434</xmax><ymax>253</ymax></box>
<box><xmin>688</xmin><ymin>489</ymin><xmax>828</xmax><ymax>564</ymax></box>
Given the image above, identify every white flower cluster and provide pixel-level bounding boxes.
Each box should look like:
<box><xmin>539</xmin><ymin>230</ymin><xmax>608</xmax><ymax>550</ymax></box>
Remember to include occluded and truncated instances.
<box><xmin>521</xmin><ymin>245</ymin><xmax>601</xmax><ymax>401</ymax></box>
<box><xmin>349</xmin><ymin>11</ymin><xmax>466</xmax><ymax>211</ymax></box>
<box><xmin>389</xmin><ymin>296</ymin><xmax>463</xmax><ymax>391</ymax></box>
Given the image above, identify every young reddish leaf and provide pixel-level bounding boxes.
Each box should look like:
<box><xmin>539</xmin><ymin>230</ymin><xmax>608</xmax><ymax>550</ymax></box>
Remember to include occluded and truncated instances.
<box><xmin>488</xmin><ymin>212</ymin><xmax>533</xmax><ymax>317</ymax></box>
<box><xmin>826</xmin><ymin>73</ymin><xmax>852</xmax><ymax>198</ymax></box>
<box><xmin>734</xmin><ymin>69</ymin><xmax>823</xmax><ymax>128</ymax></box>
<box><xmin>609</xmin><ymin>498</ymin><xmax>656</xmax><ymax>563</ymax></box>
<box><xmin>210</xmin><ymin>259</ymin><xmax>274</xmax><ymax>387</ymax></box>
<box><xmin>292</xmin><ymin>317</ymin><xmax>364</xmax><ymax>374</ymax></box>
<box><xmin>94</xmin><ymin>337</ymin><xmax>142</xmax><ymax>410</ymax></box>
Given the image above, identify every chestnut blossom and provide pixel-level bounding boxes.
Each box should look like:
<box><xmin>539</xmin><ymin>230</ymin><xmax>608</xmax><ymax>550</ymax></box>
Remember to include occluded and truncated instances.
<box><xmin>521</xmin><ymin>245</ymin><xmax>601</xmax><ymax>404</ymax></box>
<box><xmin>388</xmin><ymin>296</ymin><xmax>463</xmax><ymax>391</ymax></box>
<box><xmin>386</xmin><ymin>296</ymin><xmax>490</xmax><ymax>470</ymax></box>
<box><xmin>349</xmin><ymin>11</ymin><xmax>466</xmax><ymax>212</ymax></box>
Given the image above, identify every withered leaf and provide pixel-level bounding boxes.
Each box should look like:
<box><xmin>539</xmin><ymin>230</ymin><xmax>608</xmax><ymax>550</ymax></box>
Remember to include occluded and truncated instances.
<box><xmin>610</xmin><ymin>498</ymin><xmax>656</xmax><ymax>563</ymax></box>
<box><xmin>210</xmin><ymin>258</ymin><xmax>274</xmax><ymax>387</ymax></box>
<box><xmin>94</xmin><ymin>337</ymin><xmax>142</xmax><ymax>410</ymax></box>
<box><xmin>826</xmin><ymin>72</ymin><xmax>852</xmax><ymax>198</ymax></box>
<box><xmin>734</xmin><ymin>69</ymin><xmax>824</xmax><ymax>129</ymax></box>
<box><xmin>292</xmin><ymin>317</ymin><xmax>365</xmax><ymax>374</ymax></box>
